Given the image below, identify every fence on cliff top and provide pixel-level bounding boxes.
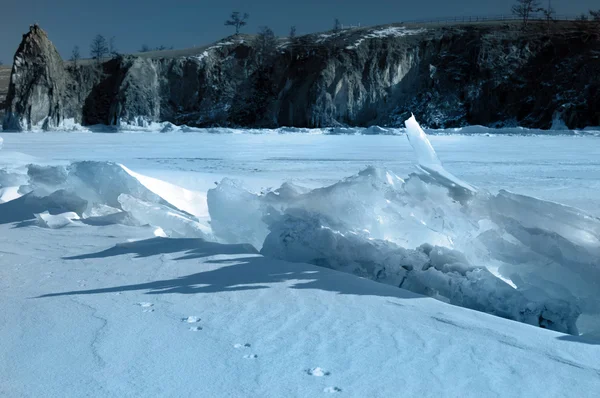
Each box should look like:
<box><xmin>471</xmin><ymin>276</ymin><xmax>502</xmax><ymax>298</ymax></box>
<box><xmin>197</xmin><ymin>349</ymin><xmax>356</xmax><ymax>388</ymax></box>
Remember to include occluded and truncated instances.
<box><xmin>402</xmin><ymin>14</ymin><xmax>591</xmax><ymax>25</ymax></box>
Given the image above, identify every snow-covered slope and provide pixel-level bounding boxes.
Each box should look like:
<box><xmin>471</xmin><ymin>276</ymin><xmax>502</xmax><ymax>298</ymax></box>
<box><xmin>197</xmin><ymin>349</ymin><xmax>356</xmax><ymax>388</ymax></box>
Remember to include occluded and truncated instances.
<box><xmin>1</xmin><ymin>223</ymin><xmax>599</xmax><ymax>397</ymax></box>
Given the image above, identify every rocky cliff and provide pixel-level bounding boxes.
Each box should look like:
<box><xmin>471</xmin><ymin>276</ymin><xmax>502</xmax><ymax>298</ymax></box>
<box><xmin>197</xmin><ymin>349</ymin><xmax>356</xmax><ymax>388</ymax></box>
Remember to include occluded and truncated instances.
<box><xmin>2</xmin><ymin>23</ymin><xmax>600</xmax><ymax>131</ymax></box>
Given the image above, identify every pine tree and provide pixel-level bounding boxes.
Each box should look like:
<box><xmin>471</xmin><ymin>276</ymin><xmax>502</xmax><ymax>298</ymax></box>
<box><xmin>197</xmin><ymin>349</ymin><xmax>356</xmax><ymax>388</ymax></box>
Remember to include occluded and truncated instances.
<box><xmin>90</xmin><ymin>35</ymin><xmax>108</xmax><ymax>64</ymax></box>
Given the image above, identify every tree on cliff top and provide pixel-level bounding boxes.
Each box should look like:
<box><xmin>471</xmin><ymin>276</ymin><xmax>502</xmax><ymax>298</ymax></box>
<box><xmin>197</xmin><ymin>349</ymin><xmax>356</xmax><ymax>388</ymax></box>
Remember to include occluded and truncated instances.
<box><xmin>70</xmin><ymin>46</ymin><xmax>80</xmax><ymax>68</ymax></box>
<box><xmin>254</xmin><ymin>26</ymin><xmax>277</xmax><ymax>66</ymax></box>
<box><xmin>225</xmin><ymin>12</ymin><xmax>249</xmax><ymax>35</ymax></box>
<box><xmin>587</xmin><ymin>9</ymin><xmax>600</xmax><ymax>38</ymax></box>
<box><xmin>90</xmin><ymin>34</ymin><xmax>108</xmax><ymax>64</ymax></box>
<box><xmin>511</xmin><ymin>0</ymin><xmax>542</xmax><ymax>27</ymax></box>
<box><xmin>540</xmin><ymin>1</ymin><xmax>555</xmax><ymax>31</ymax></box>
<box><xmin>333</xmin><ymin>18</ymin><xmax>342</xmax><ymax>32</ymax></box>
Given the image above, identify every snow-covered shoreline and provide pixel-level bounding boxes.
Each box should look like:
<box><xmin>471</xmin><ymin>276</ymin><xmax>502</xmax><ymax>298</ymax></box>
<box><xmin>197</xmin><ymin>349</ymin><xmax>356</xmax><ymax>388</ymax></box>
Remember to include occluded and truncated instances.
<box><xmin>2</xmin><ymin>121</ymin><xmax>600</xmax><ymax>136</ymax></box>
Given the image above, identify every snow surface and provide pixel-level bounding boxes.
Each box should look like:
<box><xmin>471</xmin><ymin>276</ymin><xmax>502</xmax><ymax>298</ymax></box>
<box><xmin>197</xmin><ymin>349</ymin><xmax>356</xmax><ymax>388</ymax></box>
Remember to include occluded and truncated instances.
<box><xmin>1</xmin><ymin>121</ymin><xmax>600</xmax><ymax>396</ymax></box>
<box><xmin>1</xmin><ymin>223</ymin><xmax>600</xmax><ymax>397</ymax></box>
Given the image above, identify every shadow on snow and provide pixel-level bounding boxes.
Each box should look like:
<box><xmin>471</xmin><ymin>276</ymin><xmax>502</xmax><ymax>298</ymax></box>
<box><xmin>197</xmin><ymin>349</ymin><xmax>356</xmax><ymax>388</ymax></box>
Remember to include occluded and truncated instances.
<box><xmin>38</xmin><ymin>237</ymin><xmax>422</xmax><ymax>300</ymax></box>
<box><xmin>556</xmin><ymin>333</ymin><xmax>600</xmax><ymax>346</ymax></box>
<box><xmin>38</xmin><ymin>236</ymin><xmax>600</xmax><ymax>345</ymax></box>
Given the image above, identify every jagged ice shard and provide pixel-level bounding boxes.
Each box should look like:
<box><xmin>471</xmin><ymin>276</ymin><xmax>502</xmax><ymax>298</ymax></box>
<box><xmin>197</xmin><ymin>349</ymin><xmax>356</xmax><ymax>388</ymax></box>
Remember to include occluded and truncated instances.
<box><xmin>405</xmin><ymin>114</ymin><xmax>477</xmax><ymax>200</ymax></box>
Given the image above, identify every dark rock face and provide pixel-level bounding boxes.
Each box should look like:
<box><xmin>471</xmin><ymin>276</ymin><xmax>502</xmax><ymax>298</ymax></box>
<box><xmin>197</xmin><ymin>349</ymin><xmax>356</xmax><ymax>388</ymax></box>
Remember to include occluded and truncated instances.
<box><xmin>3</xmin><ymin>23</ymin><xmax>600</xmax><ymax>131</ymax></box>
<box><xmin>3</xmin><ymin>25</ymin><xmax>73</xmax><ymax>130</ymax></box>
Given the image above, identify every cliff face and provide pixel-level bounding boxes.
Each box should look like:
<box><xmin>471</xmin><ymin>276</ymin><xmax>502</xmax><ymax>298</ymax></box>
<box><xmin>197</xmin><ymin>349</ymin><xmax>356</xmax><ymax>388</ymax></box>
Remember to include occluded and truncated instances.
<box><xmin>0</xmin><ymin>65</ymin><xmax>10</xmax><ymax>122</ymax></box>
<box><xmin>2</xmin><ymin>23</ymin><xmax>600</xmax><ymax>131</ymax></box>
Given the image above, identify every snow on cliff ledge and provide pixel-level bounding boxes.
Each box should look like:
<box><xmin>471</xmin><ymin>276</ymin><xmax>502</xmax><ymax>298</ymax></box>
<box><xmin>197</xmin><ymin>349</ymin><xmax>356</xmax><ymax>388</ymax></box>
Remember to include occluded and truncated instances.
<box><xmin>347</xmin><ymin>27</ymin><xmax>426</xmax><ymax>49</ymax></box>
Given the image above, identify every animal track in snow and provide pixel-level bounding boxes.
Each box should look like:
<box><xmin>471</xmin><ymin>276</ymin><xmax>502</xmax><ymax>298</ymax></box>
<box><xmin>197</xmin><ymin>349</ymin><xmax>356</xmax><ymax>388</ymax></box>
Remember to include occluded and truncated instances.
<box><xmin>137</xmin><ymin>302</ymin><xmax>154</xmax><ymax>312</ymax></box>
<box><xmin>306</xmin><ymin>367</ymin><xmax>330</xmax><ymax>377</ymax></box>
<box><xmin>243</xmin><ymin>354</ymin><xmax>258</xmax><ymax>359</ymax></box>
<box><xmin>234</xmin><ymin>343</ymin><xmax>252</xmax><ymax>349</ymax></box>
<box><xmin>324</xmin><ymin>387</ymin><xmax>342</xmax><ymax>393</ymax></box>
<box><xmin>182</xmin><ymin>316</ymin><xmax>201</xmax><ymax>323</ymax></box>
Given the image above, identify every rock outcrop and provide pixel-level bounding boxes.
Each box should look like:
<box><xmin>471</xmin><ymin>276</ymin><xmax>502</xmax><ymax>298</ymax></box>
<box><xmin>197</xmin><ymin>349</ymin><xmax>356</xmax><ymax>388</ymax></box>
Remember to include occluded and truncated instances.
<box><xmin>2</xmin><ymin>22</ymin><xmax>600</xmax><ymax>131</ymax></box>
<box><xmin>3</xmin><ymin>25</ymin><xmax>73</xmax><ymax>130</ymax></box>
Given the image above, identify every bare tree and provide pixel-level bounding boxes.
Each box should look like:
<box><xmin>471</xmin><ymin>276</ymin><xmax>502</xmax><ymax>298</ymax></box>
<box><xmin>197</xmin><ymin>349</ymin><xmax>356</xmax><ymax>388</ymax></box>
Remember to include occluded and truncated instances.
<box><xmin>540</xmin><ymin>0</ymin><xmax>555</xmax><ymax>31</ymax></box>
<box><xmin>139</xmin><ymin>44</ymin><xmax>151</xmax><ymax>52</ymax></box>
<box><xmin>109</xmin><ymin>36</ymin><xmax>118</xmax><ymax>57</ymax></box>
<box><xmin>70</xmin><ymin>46</ymin><xmax>80</xmax><ymax>68</ymax></box>
<box><xmin>225</xmin><ymin>11</ymin><xmax>249</xmax><ymax>34</ymax></box>
<box><xmin>588</xmin><ymin>9</ymin><xmax>600</xmax><ymax>38</ymax></box>
<box><xmin>333</xmin><ymin>18</ymin><xmax>342</xmax><ymax>32</ymax></box>
<box><xmin>511</xmin><ymin>0</ymin><xmax>542</xmax><ymax>28</ymax></box>
<box><xmin>290</xmin><ymin>26</ymin><xmax>297</xmax><ymax>38</ymax></box>
<box><xmin>574</xmin><ymin>10</ymin><xmax>600</xmax><ymax>37</ymax></box>
<box><xmin>254</xmin><ymin>26</ymin><xmax>277</xmax><ymax>66</ymax></box>
<box><xmin>90</xmin><ymin>34</ymin><xmax>108</xmax><ymax>64</ymax></box>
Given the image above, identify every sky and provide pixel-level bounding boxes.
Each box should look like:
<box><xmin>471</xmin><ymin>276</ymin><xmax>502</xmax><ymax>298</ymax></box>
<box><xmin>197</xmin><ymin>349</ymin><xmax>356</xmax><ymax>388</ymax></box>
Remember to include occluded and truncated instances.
<box><xmin>1</xmin><ymin>0</ymin><xmax>597</xmax><ymax>63</ymax></box>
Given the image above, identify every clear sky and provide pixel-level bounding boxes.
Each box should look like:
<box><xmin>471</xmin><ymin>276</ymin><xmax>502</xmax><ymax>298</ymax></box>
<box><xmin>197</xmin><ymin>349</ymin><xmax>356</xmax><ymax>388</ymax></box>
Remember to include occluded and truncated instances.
<box><xmin>0</xmin><ymin>0</ymin><xmax>596</xmax><ymax>63</ymax></box>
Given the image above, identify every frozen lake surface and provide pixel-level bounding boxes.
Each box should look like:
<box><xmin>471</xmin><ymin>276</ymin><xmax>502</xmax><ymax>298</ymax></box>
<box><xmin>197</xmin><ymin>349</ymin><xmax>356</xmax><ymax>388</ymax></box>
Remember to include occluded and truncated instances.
<box><xmin>2</xmin><ymin>132</ymin><xmax>600</xmax><ymax>213</ymax></box>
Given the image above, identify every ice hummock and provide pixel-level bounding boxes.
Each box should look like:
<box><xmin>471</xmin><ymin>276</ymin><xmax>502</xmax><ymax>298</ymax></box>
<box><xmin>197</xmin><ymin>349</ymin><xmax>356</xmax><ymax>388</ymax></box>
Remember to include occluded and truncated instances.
<box><xmin>206</xmin><ymin>116</ymin><xmax>600</xmax><ymax>335</ymax></box>
<box><xmin>0</xmin><ymin>160</ymin><xmax>211</xmax><ymax>239</ymax></box>
<box><xmin>260</xmin><ymin>211</ymin><xmax>580</xmax><ymax>333</ymax></box>
<box><xmin>119</xmin><ymin>194</ymin><xmax>211</xmax><ymax>238</ymax></box>
<box><xmin>35</xmin><ymin>211</ymin><xmax>81</xmax><ymax>229</ymax></box>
